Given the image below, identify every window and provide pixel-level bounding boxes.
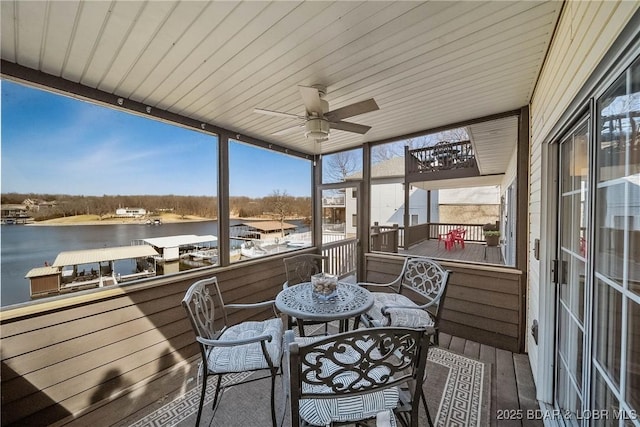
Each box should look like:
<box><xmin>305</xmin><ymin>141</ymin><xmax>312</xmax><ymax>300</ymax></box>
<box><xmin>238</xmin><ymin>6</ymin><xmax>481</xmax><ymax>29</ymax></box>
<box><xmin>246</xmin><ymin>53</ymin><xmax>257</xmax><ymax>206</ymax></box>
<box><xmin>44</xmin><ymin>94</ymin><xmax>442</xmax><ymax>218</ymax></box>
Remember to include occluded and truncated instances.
<box><xmin>1</xmin><ymin>80</ymin><xmax>218</xmax><ymax>307</ymax></box>
<box><xmin>370</xmin><ymin>129</ymin><xmax>505</xmax><ymax>265</ymax></box>
<box><xmin>352</xmin><ymin>214</ymin><xmax>357</xmax><ymax>228</ymax></box>
<box><xmin>228</xmin><ymin>140</ymin><xmax>312</xmax><ymax>263</ymax></box>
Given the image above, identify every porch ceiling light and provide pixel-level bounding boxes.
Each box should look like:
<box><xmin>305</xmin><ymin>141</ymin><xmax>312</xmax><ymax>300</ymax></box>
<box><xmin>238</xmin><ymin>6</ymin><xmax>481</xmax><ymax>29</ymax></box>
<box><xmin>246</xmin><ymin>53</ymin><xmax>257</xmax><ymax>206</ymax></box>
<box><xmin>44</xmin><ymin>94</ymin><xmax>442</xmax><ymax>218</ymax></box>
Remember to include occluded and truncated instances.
<box><xmin>305</xmin><ymin>117</ymin><xmax>330</xmax><ymax>141</ymax></box>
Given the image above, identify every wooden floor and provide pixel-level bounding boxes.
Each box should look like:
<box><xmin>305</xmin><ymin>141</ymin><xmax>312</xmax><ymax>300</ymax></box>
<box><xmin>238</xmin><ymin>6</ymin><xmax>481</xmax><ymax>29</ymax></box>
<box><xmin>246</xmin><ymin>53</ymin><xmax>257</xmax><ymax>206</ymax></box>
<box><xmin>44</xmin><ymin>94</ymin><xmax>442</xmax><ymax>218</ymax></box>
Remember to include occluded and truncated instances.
<box><xmin>119</xmin><ymin>330</ymin><xmax>541</xmax><ymax>427</ymax></box>
<box><xmin>401</xmin><ymin>239</ymin><xmax>505</xmax><ymax>265</ymax></box>
<box><xmin>439</xmin><ymin>332</ymin><xmax>541</xmax><ymax>427</ymax></box>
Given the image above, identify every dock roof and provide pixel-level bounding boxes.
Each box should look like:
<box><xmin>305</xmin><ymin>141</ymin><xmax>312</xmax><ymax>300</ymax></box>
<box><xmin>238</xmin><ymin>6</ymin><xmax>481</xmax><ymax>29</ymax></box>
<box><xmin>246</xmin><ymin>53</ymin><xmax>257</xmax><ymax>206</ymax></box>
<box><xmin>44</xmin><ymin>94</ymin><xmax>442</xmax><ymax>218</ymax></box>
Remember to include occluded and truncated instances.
<box><xmin>52</xmin><ymin>245</ymin><xmax>159</xmax><ymax>267</ymax></box>
<box><xmin>25</xmin><ymin>266</ymin><xmax>60</xmax><ymax>278</ymax></box>
<box><xmin>236</xmin><ymin>221</ymin><xmax>297</xmax><ymax>231</ymax></box>
<box><xmin>136</xmin><ymin>234</ymin><xmax>218</xmax><ymax>248</ymax></box>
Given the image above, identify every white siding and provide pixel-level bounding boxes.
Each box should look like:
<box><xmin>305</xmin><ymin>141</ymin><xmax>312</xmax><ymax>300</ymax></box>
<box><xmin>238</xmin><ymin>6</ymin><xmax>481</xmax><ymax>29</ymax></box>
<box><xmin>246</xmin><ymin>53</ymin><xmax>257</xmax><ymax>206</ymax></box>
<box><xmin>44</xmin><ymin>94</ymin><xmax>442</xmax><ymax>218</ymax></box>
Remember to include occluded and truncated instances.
<box><xmin>528</xmin><ymin>0</ymin><xmax>638</xmax><ymax>400</ymax></box>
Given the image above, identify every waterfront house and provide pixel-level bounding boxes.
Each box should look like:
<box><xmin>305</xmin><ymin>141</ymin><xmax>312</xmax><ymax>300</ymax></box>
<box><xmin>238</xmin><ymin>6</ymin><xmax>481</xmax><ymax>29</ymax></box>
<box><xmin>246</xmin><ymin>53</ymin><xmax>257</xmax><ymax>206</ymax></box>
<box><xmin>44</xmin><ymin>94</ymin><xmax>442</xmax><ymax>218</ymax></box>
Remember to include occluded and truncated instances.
<box><xmin>115</xmin><ymin>207</ymin><xmax>147</xmax><ymax>218</ymax></box>
<box><xmin>1</xmin><ymin>2</ymin><xmax>638</xmax><ymax>426</ymax></box>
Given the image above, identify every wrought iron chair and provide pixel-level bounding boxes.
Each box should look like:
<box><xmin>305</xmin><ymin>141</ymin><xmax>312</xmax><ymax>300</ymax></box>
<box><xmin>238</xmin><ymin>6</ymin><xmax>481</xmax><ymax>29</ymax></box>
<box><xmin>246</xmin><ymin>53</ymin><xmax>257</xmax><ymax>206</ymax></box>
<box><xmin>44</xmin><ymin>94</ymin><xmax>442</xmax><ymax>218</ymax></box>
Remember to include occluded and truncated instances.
<box><xmin>182</xmin><ymin>276</ymin><xmax>284</xmax><ymax>426</ymax></box>
<box><xmin>283</xmin><ymin>253</ymin><xmax>330</xmax><ymax>336</ymax></box>
<box><xmin>285</xmin><ymin>326</ymin><xmax>434</xmax><ymax>427</ymax></box>
<box><xmin>355</xmin><ymin>257</ymin><xmax>451</xmax><ymax>346</ymax></box>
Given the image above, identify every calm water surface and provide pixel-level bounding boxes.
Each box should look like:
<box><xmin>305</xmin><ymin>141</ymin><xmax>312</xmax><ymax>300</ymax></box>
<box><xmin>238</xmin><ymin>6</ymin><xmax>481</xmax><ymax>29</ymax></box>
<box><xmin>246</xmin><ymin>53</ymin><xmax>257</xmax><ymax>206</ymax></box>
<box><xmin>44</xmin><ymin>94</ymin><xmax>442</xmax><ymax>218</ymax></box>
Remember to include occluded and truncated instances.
<box><xmin>1</xmin><ymin>221</ymin><xmax>224</xmax><ymax>307</ymax></box>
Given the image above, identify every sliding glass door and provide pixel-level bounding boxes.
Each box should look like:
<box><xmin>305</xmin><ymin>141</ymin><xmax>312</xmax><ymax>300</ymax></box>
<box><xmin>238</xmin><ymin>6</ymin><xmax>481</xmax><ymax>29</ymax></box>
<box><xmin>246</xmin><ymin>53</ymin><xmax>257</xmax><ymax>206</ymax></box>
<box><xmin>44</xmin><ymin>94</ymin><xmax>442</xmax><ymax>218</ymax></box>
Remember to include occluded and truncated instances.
<box><xmin>591</xmin><ymin>56</ymin><xmax>639</xmax><ymax>425</ymax></box>
<box><xmin>555</xmin><ymin>119</ymin><xmax>590</xmax><ymax>425</ymax></box>
<box><xmin>553</xmin><ymin>55</ymin><xmax>639</xmax><ymax>426</ymax></box>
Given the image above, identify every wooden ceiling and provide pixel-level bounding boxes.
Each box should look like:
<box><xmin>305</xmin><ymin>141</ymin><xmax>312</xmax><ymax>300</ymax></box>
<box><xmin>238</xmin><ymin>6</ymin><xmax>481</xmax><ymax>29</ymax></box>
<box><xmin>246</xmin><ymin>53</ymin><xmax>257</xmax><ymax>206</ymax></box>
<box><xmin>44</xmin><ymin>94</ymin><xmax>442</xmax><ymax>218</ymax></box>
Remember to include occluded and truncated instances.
<box><xmin>1</xmin><ymin>1</ymin><xmax>562</xmax><ymax>166</ymax></box>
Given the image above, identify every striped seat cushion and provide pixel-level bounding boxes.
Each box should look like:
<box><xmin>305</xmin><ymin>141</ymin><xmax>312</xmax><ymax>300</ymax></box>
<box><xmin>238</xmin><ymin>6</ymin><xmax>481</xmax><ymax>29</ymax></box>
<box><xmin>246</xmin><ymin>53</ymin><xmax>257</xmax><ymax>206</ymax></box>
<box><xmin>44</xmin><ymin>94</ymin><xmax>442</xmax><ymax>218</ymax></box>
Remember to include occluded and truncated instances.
<box><xmin>295</xmin><ymin>336</ymin><xmax>399</xmax><ymax>426</ymax></box>
<box><xmin>366</xmin><ymin>292</ymin><xmax>434</xmax><ymax>328</ymax></box>
<box><xmin>206</xmin><ymin>317</ymin><xmax>283</xmax><ymax>373</ymax></box>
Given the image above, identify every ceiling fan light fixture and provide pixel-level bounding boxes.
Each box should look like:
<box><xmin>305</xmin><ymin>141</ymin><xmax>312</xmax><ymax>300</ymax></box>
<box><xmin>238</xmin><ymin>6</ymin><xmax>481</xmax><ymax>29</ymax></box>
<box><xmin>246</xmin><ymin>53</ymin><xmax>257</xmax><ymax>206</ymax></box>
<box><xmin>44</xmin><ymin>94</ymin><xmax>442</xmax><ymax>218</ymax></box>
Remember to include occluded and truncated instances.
<box><xmin>305</xmin><ymin>118</ymin><xmax>330</xmax><ymax>140</ymax></box>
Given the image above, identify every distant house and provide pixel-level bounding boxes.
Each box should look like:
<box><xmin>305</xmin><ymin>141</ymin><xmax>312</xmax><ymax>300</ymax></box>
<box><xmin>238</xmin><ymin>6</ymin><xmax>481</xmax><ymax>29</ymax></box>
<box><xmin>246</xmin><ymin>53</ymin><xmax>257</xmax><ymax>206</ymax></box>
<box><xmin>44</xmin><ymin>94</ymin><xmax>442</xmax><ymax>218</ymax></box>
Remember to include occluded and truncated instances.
<box><xmin>22</xmin><ymin>198</ymin><xmax>56</xmax><ymax>211</ymax></box>
<box><xmin>1</xmin><ymin>204</ymin><xmax>28</xmax><ymax>217</ymax></box>
<box><xmin>115</xmin><ymin>207</ymin><xmax>147</xmax><ymax>218</ymax></box>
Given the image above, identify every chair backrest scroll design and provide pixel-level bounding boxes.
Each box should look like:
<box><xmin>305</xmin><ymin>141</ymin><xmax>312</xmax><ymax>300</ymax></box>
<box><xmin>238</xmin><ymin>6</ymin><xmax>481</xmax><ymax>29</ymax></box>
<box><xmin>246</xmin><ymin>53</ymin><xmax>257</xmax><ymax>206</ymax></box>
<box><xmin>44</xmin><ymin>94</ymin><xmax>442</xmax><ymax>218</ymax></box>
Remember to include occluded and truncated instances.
<box><xmin>288</xmin><ymin>327</ymin><xmax>431</xmax><ymax>427</ymax></box>
<box><xmin>182</xmin><ymin>276</ymin><xmax>227</xmax><ymax>341</ymax></box>
<box><xmin>283</xmin><ymin>254</ymin><xmax>328</xmax><ymax>287</ymax></box>
<box><xmin>400</xmin><ymin>257</ymin><xmax>451</xmax><ymax>319</ymax></box>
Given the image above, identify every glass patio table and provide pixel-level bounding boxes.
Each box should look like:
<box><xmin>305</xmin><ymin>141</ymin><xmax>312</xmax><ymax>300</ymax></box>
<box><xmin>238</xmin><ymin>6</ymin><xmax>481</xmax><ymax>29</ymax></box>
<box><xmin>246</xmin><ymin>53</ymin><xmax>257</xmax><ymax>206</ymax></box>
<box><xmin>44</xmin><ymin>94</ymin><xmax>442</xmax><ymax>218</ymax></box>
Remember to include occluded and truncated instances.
<box><xmin>275</xmin><ymin>281</ymin><xmax>374</xmax><ymax>336</ymax></box>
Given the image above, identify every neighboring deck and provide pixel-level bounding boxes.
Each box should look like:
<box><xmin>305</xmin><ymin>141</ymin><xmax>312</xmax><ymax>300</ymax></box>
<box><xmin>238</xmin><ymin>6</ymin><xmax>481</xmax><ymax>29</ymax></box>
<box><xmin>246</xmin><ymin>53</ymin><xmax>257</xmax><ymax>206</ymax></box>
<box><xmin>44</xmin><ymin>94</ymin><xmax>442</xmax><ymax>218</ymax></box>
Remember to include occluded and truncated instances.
<box><xmin>439</xmin><ymin>332</ymin><xmax>541</xmax><ymax>427</ymax></box>
<box><xmin>401</xmin><ymin>239</ymin><xmax>505</xmax><ymax>265</ymax></box>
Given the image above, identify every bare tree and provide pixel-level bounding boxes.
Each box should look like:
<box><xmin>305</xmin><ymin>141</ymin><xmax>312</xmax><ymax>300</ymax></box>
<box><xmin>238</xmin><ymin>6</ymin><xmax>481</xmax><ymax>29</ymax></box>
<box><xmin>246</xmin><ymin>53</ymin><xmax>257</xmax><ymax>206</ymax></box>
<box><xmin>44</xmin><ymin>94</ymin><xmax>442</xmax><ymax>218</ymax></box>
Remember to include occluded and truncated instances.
<box><xmin>264</xmin><ymin>189</ymin><xmax>292</xmax><ymax>237</ymax></box>
<box><xmin>323</xmin><ymin>151</ymin><xmax>359</xmax><ymax>182</ymax></box>
<box><xmin>371</xmin><ymin>129</ymin><xmax>470</xmax><ymax>164</ymax></box>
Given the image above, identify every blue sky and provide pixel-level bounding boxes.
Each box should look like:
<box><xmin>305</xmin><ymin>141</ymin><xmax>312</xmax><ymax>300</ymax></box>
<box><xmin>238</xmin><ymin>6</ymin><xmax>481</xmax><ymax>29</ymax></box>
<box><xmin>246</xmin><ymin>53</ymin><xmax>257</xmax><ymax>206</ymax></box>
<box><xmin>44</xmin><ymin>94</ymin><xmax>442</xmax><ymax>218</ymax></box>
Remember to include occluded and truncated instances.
<box><xmin>1</xmin><ymin>80</ymin><xmax>311</xmax><ymax>198</ymax></box>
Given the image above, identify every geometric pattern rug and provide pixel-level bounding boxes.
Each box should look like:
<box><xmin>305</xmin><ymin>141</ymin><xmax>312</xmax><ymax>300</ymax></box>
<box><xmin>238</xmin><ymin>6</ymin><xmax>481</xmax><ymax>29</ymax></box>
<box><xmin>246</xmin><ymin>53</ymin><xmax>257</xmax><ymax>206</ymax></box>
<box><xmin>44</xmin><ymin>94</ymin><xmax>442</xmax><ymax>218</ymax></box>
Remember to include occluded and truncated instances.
<box><xmin>127</xmin><ymin>345</ymin><xmax>490</xmax><ymax>427</ymax></box>
<box><xmin>428</xmin><ymin>347</ymin><xmax>490</xmax><ymax>427</ymax></box>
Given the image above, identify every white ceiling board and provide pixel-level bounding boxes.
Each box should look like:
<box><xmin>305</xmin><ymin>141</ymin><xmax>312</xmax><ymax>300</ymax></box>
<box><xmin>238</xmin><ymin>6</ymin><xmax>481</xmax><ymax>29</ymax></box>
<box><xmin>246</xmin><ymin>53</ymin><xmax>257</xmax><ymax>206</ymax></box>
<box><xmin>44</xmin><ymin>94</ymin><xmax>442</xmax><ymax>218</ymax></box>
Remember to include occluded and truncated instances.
<box><xmin>1</xmin><ymin>0</ymin><xmax>562</xmax><ymax>166</ymax></box>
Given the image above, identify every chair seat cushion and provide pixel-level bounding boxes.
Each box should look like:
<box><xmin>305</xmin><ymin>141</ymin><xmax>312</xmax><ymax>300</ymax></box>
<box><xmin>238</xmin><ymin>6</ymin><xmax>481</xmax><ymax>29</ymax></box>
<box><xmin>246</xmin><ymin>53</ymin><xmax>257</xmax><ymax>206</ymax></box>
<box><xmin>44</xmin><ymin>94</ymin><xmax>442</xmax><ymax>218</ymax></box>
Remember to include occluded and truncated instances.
<box><xmin>366</xmin><ymin>292</ymin><xmax>434</xmax><ymax>328</ymax></box>
<box><xmin>299</xmin><ymin>386</ymin><xmax>399</xmax><ymax>426</ymax></box>
<box><xmin>294</xmin><ymin>336</ymin><xmax>399</xmax><ymax>426</ymax></box>
<box><xmin>206</xmin><ymin>317</ymin><xmax>283</xmax><ymax>373</ymax></box>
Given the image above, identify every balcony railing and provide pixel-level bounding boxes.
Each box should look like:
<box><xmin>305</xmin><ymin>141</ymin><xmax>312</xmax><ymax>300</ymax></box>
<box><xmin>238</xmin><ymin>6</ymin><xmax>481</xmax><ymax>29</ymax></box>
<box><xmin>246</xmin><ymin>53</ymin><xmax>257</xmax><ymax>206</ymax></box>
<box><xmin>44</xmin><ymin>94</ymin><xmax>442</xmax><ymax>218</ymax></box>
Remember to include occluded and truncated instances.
<box><xmin>406</xmin><ymin>140</ymin><xmax>480</xmax><ymax>181</ymax></box>
<box><xmin>321</xmin><ymin>238</ymin><xmax>357</xmax><ymax>279</ymax></box>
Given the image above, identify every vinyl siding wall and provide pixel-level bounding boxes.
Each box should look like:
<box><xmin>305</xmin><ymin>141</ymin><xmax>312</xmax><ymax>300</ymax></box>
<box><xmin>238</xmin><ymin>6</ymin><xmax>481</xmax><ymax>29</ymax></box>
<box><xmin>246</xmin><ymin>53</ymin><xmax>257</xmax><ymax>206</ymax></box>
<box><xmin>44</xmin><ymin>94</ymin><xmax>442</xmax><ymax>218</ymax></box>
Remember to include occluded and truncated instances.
<box><xmin>528</xmin><ymin>0</ymin><xmax>639</xmax><ymax>400</ymax></box>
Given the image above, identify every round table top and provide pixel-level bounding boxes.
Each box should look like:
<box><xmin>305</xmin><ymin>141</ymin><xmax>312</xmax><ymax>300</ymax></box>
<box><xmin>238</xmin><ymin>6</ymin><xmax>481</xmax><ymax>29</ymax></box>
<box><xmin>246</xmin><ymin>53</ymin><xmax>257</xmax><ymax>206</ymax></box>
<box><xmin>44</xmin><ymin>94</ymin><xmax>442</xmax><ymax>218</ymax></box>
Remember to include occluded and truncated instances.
<box><xmin>275</xmin><ymin>281</ymin><xmax>374</xmax><ymax>322</ymax></box>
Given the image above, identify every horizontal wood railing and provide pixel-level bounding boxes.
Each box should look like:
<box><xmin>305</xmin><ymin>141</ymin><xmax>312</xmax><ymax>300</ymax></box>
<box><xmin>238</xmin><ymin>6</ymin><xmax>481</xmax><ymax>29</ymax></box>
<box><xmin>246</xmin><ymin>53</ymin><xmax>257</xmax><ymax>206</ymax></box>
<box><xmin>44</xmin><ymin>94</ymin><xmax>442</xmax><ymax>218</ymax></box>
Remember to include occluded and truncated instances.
<box><xmin>363</xmin><ymin>253</ymin><xmax>525</xmax><ymax>353</ymax></box>
<box><xmin>0</xmin><ymin>256</ymin><xmax>290</xmax><ymax>426</ymax></box>
<box><xmin>1</xmin><ymin>248</ymin><xmax>523</xmax><ymax>425</ymax></box>
<box><xmin>370</xmin><ymin>223</ymin><xmax>400</xmax><ymax>253</ymax></box>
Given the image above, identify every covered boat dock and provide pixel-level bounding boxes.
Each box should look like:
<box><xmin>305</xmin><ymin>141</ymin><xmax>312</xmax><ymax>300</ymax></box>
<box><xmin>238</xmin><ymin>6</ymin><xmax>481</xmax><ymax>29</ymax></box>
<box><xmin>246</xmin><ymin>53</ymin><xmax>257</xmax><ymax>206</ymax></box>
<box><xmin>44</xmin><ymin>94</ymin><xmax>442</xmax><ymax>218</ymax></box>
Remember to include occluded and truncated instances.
<box><xmin>25</xmin><ymin>245</ymin><xmax>159</xmax><ymax>298</ymax></box>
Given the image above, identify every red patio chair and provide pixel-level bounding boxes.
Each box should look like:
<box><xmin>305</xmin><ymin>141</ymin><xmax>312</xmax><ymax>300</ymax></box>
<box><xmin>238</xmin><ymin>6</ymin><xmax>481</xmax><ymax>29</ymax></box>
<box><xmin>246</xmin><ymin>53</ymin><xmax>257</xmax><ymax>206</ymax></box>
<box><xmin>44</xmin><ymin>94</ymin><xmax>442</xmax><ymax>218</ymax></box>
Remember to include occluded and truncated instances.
<box><xmin>441</xmin><ymin>231</ymin><xmax>456</xmax><ymax>251</ymax></box>
<box><xmin>452</xmin><ymin>228</ymin><xmax>466</xmax><ymax>249</ymax></box>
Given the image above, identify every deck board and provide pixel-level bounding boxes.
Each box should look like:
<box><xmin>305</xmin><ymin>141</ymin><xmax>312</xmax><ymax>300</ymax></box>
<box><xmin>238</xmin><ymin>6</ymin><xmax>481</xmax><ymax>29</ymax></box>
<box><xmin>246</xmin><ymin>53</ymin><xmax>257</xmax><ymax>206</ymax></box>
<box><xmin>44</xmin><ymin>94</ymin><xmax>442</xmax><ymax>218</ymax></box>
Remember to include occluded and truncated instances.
<box><xmin>514</xmin><ymin>353</ymin><xmax>541</xmax><ymax>427</ymax></box>
<box><xmin>448</xmin><ymin>335</ymin><xmax>467</xmax><ymax>354</ymax></box>
<box><xmin>400</xmin><ymin>240</ymin><xmax>504</xmax><ymax>265</ymax></box>
<box><xmin>496</xmin><ymin>348</ymin><xmax>523</xmax><ymax>427</ymax></box>
<box><xmin>463</xmin><ymin>339</ymin><xmax>481</xmax><ymax>358</ymax></box>
<box><xmin>440</xmin><ymin>333</ymin><xmax>541</xmax><ymax>427</ymax></box>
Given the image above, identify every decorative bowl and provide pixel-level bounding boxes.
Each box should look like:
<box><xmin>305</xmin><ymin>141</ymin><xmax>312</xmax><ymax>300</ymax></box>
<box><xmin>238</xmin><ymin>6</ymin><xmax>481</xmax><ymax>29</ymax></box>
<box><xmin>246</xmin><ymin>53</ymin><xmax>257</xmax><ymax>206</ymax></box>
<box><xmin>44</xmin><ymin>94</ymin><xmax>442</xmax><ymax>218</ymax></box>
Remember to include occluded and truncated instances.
<box><xmin>311</xmin><ymin>273</ymin><xmax>338</xmax><ymax>300</ymax></box>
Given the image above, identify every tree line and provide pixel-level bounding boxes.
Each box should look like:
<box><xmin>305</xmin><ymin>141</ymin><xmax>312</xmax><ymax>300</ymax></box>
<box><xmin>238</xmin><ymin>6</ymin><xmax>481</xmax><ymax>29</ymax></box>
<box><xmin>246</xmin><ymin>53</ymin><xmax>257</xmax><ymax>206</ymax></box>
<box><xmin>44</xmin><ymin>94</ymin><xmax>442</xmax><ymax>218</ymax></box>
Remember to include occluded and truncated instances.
<box><xmin>1</xmin><ymin>192</ymin><xmax>312</xmax><ymax>221</ymax></box>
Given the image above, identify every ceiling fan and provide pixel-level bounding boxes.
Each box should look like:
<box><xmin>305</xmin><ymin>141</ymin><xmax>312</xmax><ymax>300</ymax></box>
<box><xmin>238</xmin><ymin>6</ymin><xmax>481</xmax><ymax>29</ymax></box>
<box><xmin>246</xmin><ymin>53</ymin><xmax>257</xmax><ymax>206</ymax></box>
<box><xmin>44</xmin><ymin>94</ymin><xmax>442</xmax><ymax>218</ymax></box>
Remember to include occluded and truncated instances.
<box><xmin>253</xmin><ymin>85</ymin><xmax>379</xmax><ymax>142</ymax></box>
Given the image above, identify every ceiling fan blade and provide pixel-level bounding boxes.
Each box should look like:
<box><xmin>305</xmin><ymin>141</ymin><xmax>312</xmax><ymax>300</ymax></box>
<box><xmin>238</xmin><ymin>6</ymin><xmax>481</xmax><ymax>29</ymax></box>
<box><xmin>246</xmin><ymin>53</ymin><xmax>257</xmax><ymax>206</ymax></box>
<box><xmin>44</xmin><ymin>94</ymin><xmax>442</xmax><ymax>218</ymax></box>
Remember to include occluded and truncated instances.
<box><xmin>325</xmin><ymin>98</ymin><xmax>379</xmax><ymax>121</ymax></box>
<box><xmin>272</xmin><ymin>124</ymin><xmax>304</xmax><ymax>136</ymax></box>
<box><xmin>253</xmin><ymin>108</ymin><xmax>305</xmax><ymax>120</ymax></box>
<box><xmin>330</xmin><ymin>120</ymin><xmax>372</xmax><ymax>134</ymax></box>
<box><xmin>298</xmin><ymin>85</ymin><xmax>324</xmax><ymax>115</ymax></box>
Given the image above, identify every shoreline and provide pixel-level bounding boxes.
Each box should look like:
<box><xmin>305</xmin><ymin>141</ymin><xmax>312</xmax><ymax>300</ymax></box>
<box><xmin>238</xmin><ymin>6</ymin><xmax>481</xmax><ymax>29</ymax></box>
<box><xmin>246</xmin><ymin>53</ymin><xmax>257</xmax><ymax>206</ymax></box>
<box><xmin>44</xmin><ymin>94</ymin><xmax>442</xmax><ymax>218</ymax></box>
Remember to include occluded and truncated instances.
<box><xmin>24</xmin><ymin>214</ymin><xmax>306</xmax><ymax>226</ymax></box>
<box><xmin>26</xmin><ymin>215</ymin><xmax>215</xmax><ymax>226</ymax></box>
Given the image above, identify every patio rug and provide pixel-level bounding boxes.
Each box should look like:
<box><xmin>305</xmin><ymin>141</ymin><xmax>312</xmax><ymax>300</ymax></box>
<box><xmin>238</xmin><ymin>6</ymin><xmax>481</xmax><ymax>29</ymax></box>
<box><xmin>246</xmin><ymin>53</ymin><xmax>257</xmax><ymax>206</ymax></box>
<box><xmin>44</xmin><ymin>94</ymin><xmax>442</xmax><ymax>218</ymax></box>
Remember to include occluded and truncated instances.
<box><xmin>126</xmin><ymin>334</ymin><xmax>490</xmax><ymax>427</ymax></box>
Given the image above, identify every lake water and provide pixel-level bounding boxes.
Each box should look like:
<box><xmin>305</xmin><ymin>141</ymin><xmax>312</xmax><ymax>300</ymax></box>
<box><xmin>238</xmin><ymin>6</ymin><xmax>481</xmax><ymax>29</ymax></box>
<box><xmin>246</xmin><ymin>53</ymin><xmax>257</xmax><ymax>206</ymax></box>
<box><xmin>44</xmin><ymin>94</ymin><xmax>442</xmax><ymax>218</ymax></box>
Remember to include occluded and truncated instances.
<box><xmin>1</xmin><ymin>219</ymin><xmax>304</xmax><ymax>307</ymax></box>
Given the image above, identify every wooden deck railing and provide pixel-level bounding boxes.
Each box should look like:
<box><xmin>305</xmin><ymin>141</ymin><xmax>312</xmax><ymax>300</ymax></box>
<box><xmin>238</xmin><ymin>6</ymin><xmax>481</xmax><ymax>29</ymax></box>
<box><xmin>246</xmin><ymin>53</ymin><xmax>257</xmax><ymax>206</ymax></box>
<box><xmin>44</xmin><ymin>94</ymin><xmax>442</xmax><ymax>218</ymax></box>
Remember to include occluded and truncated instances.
<box><xmin>363</xmin><ymin>253</ymin><xmax>524</xmax><ymax>353</ymax></box>
<box><xmin>405</xmin><ymin>222</ymin><xmax>486</xmax><ymax>249</ymax></box>
<box><xmin>321</xmin><ymin>238</ymin><xmax>357</xmax><ymax>279</ymax></box>
<box><xmin>429</xmin><ymin>223</ymin><xmax>485</xmax><ymax>242</ymax></box>
<box><xmin>370</xmin><ymin>223</ymin><xmax>400</xmax><ymax>253</ymax></box>
<box><xmin>0</xmin><ymin>246</ymin><xmax>525</xmax><ymax>425</ymax></box>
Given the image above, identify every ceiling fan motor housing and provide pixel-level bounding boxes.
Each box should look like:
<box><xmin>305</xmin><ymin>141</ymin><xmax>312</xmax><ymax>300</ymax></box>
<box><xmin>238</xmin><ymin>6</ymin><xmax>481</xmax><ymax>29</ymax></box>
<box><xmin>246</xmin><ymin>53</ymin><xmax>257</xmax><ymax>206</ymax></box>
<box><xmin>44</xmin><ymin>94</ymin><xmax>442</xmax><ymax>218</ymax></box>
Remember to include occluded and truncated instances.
<box><xmin>305</xmin><ymin>117</ymin><xmax>330</xmax><ymax>140</ymax></box>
